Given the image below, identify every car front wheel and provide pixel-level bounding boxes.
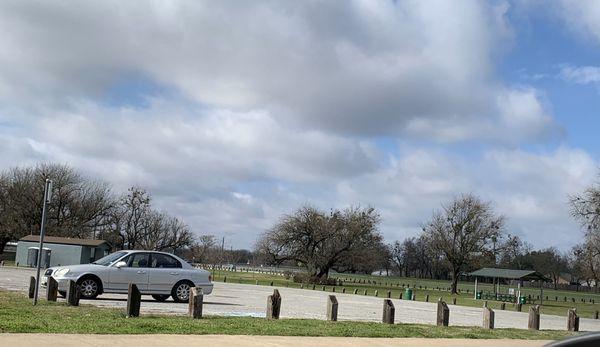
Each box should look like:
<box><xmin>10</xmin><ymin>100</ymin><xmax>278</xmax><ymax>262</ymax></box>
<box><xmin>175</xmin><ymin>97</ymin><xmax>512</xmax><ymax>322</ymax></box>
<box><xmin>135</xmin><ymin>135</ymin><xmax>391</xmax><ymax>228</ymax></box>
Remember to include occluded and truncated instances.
<box><xmin>78</xmin><ymin>277</ymin><xmax>100</xmax><ymax>299</ymax></box>
<box><xmin>152</xmin><ymin>294</ymin><xmax>170</xmax><ymax>302</ymax></box>
<box><xmin>171</xmin><ymin>281</ymin><xmax>193</xmax><ymax>303</ymax></box>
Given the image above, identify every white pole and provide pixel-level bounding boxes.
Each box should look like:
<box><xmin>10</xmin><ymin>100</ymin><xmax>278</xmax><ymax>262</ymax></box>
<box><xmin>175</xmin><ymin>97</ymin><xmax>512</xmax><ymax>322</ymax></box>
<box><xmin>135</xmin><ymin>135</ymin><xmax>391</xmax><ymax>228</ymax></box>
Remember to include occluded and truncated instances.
<box><xmin>474</xmin><ymin>277</ymin><xmax>478</xmax><ymax>299</ymax></box>
<box><xmin>33</xmin><ymin>179</ymin><xmax>52</xmax><ymax>305</ymax></box>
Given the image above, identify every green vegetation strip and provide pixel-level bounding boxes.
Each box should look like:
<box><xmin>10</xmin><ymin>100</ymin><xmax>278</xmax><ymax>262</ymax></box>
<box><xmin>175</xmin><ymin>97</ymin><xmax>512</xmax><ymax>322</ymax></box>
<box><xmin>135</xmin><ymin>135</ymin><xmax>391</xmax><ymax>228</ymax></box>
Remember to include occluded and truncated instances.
<box><xmin>0</xmin><ymin>290</ymin><xmax>573</xmax><ymax>340</ymax></box>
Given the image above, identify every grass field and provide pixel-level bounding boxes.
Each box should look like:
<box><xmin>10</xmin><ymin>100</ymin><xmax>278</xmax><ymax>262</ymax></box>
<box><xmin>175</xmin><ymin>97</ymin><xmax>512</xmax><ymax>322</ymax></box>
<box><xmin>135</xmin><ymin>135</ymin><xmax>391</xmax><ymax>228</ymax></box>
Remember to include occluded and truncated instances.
<box><xmin>0</xmin><ymin>290</ymin><xmax>574</xmax><ymax>340</ymax></box>
<box><xmin>207</xmin><ymin>268</ymin><xmax>600</xmax><ymax>318</ymax></box>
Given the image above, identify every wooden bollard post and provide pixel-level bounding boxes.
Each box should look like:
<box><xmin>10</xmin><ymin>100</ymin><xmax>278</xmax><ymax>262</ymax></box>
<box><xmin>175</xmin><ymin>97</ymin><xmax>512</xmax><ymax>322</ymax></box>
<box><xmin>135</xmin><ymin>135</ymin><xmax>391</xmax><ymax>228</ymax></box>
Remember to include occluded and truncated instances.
<box><xmin>322</xmin><ymin>286</ymin><xmax>326</xmax><ymax>291</ymax></box>
<box><xmin>387</xmin><ymin>290</ymin><xmax>391</xmax><ymax>299</ymax></box>
<box><xmin>67</xmin><ymin>280</ymin><xmax>80</xmax><ymax>306</ymax></box>
<box><xmin>46</xmin><ymin>277</ymin><xmax>58</xmax><ymax>302</ymax></box>
<box><xmin>425</xmin><ymin>294</ymin><xmax>429</xmax><ymax>302</ymax></box>
<box><xmin>516</xmin><ymin>303</ymin><xmax>522</xmax><ymax>312</ymax></box>
<box><xmin>267</xmin><ymin>289</ymin><xmax>281</xmax><ymax>319</ymax></box>
<box><xmin>594</xmin><ymin>310</ymin><xmax>599</xmax><ymax>319</ymax></box>
<box><xmin>483</xmin><ymin>306</ymin><xmax>495</xmax><ymax>329</ymax></box>
<box><xmin>270</xmin><ymin>281</ymin><xmax>274</xmax><ymax>286</ymax></box>
<box><xmin>452</xmin><ymin>297</ymin><xmax>457</xmax><ymax>305</ymax></box>
<box><xmin>500</xmin><ymin>303</ymin><xmax>506</xmax><ymax>310</ymax></box>
<box><xmin>342</xmin><ymin>288</ymin><xmax>346</xmax><ymax>294</ymax></box>
<box><xmin>382</xmin><ymin>299</ymin><xmax>395</xmax><ymax>324</ymax></box>
<box><xmin>528</xmin><ymin>305</ymin><xmax>540</xmax><ymax>330</ymax></box>
<box><xmin>332</xmin><ymin>287</ymin><xmax>336</xmax><ymax>293</ymax></box>
<box><xmin>375</xmin><ymin>290</ymin><xmax>379</xmax><ymax>297</ymax></box>
<box><xmin>412</xmin><ymin>293</ymin><xmax>416</xmax><ymax>301</ymax></box>
<box><xmin>28</xmin><ymin>276</ymin><xmax>36</xmax><ymax>299</ymax></box>
<box><xmin>354</xmin><ymin>289</ymin><xmax>358</xmax><ymax>294</ymax></box>
<box><xmin>300</xmin><ymin>284</ymin><xmax>304</xmax><ymax>289</ymax></box>
<box><xmin>327</xmin><ymin>295</ymin><xmax>338</xmax><ymax>321</ymax></box>
<box><xmin>363</xmin><ymin>289</ymin><xmax>368</xmax><ymax>295</ymax></box>
<box><xmin>437</xmin><ymin>299</ymin><xmax>449</xmax><ymax>327</ymax></box>
<box><xmin>188</xmin><ymin>287</ymin><xmax>203</xmax><ymax>319</ymax></box>
<box><xmin>567</xmin><ymin>308</ymin><xmax>579</xmax><ymax>332</ymax></box>
<box><xmin>312</xmin><ymin>284</ymin><xmax>316</xmax><ymax>290</ymax></box>
<box><xmin>223</xmin><ymin>276</ymin><xmax>227</xmax><ymax>283</ymax></box>
<box><xmin>126</xmin><ymin>283</ymin><xmax>141</xmax><ymax>317</ymax></box>
<box><xmin>255</xmin><ymin>280</ymin><xmax>259</xmax><ymax>285</ymax></box>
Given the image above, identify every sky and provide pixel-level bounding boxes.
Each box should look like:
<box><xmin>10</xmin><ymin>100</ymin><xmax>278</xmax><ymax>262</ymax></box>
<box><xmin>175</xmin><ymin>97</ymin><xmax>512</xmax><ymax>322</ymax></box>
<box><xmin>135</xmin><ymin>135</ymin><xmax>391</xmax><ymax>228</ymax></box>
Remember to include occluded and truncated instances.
<box><xmin>1</xmin><ymin>1</ymin><xmax>599</xmax><ymax>250</ymax></box>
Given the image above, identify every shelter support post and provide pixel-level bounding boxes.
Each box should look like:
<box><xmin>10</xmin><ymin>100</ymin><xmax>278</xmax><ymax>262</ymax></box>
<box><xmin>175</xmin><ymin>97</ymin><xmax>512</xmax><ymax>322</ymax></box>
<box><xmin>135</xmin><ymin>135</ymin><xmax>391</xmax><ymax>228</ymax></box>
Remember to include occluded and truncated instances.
<box><xmin>474</xmin><ymin>277</ymin><xmax>478</xmax><ymax>299</ymax></box>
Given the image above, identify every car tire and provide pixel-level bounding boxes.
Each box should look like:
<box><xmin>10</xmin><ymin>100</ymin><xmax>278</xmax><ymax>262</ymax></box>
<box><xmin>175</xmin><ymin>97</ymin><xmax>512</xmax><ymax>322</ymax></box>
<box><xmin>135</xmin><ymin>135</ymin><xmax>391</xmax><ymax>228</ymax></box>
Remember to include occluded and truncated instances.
<box><xmin>77</xmin><ymin>276</ymin><xmax>100</xmax><ymax>299</ymax></box>
<box><xmin>152</xmin><ymin>294</ymin><xmax>170</xmax><ymax>302</ymax></box>
<box><xmin>171</xmin><ymin>281</ymin><xmax>194</xmax><ymax>303</ymax></box>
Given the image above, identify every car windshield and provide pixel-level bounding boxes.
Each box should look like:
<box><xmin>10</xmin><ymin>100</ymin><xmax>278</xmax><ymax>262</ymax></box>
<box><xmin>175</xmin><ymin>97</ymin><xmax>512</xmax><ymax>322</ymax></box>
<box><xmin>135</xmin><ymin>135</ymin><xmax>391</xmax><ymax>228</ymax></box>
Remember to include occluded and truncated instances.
<box><xmin>92</xmin><ymin>251</ymin><xmax>127</xmax><ymax>266</ymax></box>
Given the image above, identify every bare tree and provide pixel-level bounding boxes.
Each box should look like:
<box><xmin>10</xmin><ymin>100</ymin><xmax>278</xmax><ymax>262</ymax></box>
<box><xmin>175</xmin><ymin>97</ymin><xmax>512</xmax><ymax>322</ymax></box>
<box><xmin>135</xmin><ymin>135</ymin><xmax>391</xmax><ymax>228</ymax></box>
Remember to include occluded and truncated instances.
<box><xmin>0</xmin><ymin>163</ymin><xmax>115</xmax><ymax>255</ymax></box>
<box><xmin>256</xmin><ymin>205</ymin><xmax>383</xmax><ymax>282</ymax></box>
<box><xmin>423</xmin><ymin>194</ymin><xmax>504</xmax><ymax>294</ymax></box>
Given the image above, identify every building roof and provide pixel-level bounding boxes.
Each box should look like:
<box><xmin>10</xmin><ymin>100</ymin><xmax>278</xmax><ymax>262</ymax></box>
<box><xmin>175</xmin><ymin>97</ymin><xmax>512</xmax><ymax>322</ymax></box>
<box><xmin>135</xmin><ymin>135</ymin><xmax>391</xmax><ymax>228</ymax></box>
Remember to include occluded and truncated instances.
<box><xmin>19</xmin><ymin>235</ymin><xmax>110</xmax><ymax>247</ymax></box>
<box><xmin>468</xmin><ymin>267</ymin><xmax>550</xmax><ymax>282</ymax></box>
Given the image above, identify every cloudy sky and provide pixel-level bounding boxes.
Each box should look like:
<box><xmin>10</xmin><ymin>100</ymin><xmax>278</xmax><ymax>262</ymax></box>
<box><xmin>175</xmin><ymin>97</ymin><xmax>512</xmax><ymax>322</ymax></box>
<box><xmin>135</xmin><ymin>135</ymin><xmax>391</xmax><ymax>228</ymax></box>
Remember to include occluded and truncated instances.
<box><xmin>1</xmin><ymin>1</ymin><xmax>599</xmax><ymax>249</ymax></box>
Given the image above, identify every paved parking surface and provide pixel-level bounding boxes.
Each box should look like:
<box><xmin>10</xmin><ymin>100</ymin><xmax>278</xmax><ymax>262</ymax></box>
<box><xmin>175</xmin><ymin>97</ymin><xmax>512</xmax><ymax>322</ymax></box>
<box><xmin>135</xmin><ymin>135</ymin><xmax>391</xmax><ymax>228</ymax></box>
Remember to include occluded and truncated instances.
<box><xmin>2</xmin><ymin>266</ymin><xmax>600</xmax><ymax>331</ymax></box>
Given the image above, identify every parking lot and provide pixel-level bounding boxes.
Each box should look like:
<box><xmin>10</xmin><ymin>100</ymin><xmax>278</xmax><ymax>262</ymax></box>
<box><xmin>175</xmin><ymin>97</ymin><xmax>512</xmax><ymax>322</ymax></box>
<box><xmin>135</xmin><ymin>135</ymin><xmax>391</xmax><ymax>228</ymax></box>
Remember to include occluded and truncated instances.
<box><xmin>2</xmin><ymin>266</ymin><xmax>600</xmax><ymax>331</ymax></box>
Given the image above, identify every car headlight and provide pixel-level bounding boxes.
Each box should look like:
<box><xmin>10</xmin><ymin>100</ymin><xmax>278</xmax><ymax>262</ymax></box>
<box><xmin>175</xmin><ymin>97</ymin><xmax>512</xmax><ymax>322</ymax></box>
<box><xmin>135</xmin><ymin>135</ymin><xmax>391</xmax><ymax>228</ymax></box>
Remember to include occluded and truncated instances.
<box><xmin>54</xmin><ymin>268</ymin><xmax>70</xmax><ymax>277</ymax></box>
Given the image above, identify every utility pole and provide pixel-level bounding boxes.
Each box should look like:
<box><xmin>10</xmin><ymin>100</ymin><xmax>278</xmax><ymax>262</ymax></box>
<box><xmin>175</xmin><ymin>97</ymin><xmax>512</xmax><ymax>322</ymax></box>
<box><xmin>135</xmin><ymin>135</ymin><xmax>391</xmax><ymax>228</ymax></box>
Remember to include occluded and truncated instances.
<box><xmin>33</xmin><ymin>179</ymin><xmax>52</xmax><ymax>305</ymax></box>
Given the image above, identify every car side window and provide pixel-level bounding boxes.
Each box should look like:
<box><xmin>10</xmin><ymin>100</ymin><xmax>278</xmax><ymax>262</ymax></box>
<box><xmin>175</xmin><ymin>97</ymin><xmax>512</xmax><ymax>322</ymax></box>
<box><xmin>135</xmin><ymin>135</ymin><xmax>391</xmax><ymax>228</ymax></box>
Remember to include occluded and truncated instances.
<box><xmin>126</xmin><ymin>253</ymin><xmax>150</xmax><ymax>268</ymax></box>
<box><xmin>150</xmin><ymin>254</ymin><xmax>181</xmax><ymax>269</ymax></box>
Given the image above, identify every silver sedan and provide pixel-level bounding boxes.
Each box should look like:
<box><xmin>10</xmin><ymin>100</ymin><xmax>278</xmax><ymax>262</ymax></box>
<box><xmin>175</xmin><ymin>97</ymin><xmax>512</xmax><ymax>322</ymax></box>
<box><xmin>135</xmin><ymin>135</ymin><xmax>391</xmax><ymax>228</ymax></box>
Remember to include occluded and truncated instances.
<box><xmin>42</xmin><ymin>250</ymin><xmax>213</xmax><ymax>302</ymax></box>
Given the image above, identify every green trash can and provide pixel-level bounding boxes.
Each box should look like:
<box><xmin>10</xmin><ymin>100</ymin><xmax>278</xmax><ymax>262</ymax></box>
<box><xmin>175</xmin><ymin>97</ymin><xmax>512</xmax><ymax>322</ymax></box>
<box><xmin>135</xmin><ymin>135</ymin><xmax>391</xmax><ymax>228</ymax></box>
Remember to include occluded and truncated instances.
<box><xmin>519</xmin><ymin>296</ymin><xmax>526</xmax><ymax>304</ymax></box>
<box><xmin>404</xmin><ymin>288</ymin><xmax>413</xmax><ymax>300</ymax></box>
<box><xmin>476</xmin><ymin>291</ymin><xmax>482</xmax><ymax>300</ymax></box>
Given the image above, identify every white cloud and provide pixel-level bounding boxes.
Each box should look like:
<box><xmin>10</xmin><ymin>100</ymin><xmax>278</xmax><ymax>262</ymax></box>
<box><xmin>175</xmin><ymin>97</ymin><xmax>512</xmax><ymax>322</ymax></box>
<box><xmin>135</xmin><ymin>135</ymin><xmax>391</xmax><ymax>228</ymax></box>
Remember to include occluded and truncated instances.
<box><xmin>560</xmin><ymin>65</ymin><xmax>600</xmax><ymax>84</ymax></box>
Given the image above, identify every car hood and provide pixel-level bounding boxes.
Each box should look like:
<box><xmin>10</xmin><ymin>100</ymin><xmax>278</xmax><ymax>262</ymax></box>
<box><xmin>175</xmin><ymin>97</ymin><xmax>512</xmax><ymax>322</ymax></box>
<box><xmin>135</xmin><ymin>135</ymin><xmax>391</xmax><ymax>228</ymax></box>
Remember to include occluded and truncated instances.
<box><xmin>51</xmin><ymin>263</ymin><xmax>105</xmax><ymax>273</ymax></box>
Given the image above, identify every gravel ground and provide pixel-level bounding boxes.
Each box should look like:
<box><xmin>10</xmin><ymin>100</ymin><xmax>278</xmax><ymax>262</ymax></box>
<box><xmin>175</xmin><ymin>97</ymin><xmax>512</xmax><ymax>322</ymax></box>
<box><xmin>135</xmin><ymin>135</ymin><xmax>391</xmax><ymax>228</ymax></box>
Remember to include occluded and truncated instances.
<box><xmin>2</xmin><ymin>266</ymin><xmax>599</xmax><ymax>331</ymax></box>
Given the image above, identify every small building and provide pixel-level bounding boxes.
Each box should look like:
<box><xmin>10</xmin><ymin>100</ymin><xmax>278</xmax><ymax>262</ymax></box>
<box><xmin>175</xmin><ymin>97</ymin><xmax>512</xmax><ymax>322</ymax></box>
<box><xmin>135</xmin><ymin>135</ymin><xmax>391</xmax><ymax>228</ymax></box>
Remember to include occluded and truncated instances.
<box><xmin>15</xmin><ymin>235</ymin><xmax>111</xmax><ymax>268</ymax></box>
<box><xmin>1</xmin><ymin>242</ymin><xmax>17</xmax><ymax>262</ymax></box>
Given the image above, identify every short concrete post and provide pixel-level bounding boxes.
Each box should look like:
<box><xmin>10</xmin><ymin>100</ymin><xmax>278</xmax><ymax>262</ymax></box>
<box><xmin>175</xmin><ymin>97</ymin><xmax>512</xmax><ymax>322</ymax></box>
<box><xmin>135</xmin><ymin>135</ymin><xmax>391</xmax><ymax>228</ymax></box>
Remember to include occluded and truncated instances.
<box><xmin>46</xmin><ymin>277</ymin><xmax>58</xmax><ymax>302</ymax></box>
<box><xmin>223</xmin><ymin>276</ymin><xmax>227</xmax><ymax>283</ymax></box>
<box><xmin>353</xmin><ymin>289</ymin><xmax>358</xmax><ymax>294</ymax></box>
<box><xmin>67</xmin><ymin>280</ymin><xmax>80</xmax><ymax>306</ymax></box>
<box><xmin>342</xmin><ymin>288</ymin><xmax>346</xmax><ymax>294</ymax></box>
<box><xmin>332</xmin><ymin>286</ymin><xmax>335</xmax><ymax>293</ymax></box>
<box><xmin>267</xmin><ymin>289</ymin><xmax>281</xmax><ymax>319</ymax></box>
<box><xmin>270</xmin><ymin>281</ymin><xmax>274</xmax><ymax>286</ymax></box>
<box><xmin>437</xmin><ymin>299</ymin><xmax>449</xmax><ymax>327</ymax></box>
<box><xmin>188</xmin><ymin>287</ymin><xmax>203</xmax><ymax>319</ymax></box>
<box><xmin>595</xmin><ymin>310</ymin><xmax>599</xmax><ymax>319</ymax></box>
<box><xmin>483</xmin><ymin>306</ymin><xmax>495</xmax><ymax>329</ymax></box>
<box><xmin>500</xmin><ymin>303</ymin><xmax>506</xmax><ymax>310</ymax></box>
<box><xmin>28</xmin><ymin>276</ymin><xmax>36</xmax><ymax>299</ymax></box>
<box><xmin>375</xmin><ymin>290</ymin><xmax>379</xmax><ymax>297</ymax></box>
<box><xmin>567</xmin><ymin>308</ymin><xmax>579</xmax><ymax>332</ymax></box>
<box><xmin>327</xmin><ymin>295</ymin><xmax>338</xmax><ymax>321</ymax></box>
<box><xmin>425</xmin><ymin>294</ymin><xmax>429</xmax><ymax>302</ymax></box>
<box><xmin>363</xmin><ymin>289</ymin><xmax>368</xmax><ymax>295</ymax></box>
<box><xmin>387</xmin><ymin>290</ymin><xmax>391</xmax><ymax>298</ymax></box>
<box><xmin>126</xmin><ymin>283</ymin><xmax>141</xmax><ymax>317</ymax></box>
<box><xmin>312</xmin><ymin>284</ymin><xmax>316</xmax><ymax>290</ymax></box>
<box><xmin>528</xmin><ymin>305</ymin><xmax>540</xmax><ymax>330</ymax></box>
<box><xmin>382</xmin><ymin>299</ymin><xmax>395</xmax><ymax>324</ymax></box>
<box><xmin>516</xmin><ymin>303</ymin><xmax>522</xmax><ymax>312</ymax></box>
<box><xmin>452</xmin><ymin>297</ymin><xmax>457</xmax><ymax>305</ymax></box>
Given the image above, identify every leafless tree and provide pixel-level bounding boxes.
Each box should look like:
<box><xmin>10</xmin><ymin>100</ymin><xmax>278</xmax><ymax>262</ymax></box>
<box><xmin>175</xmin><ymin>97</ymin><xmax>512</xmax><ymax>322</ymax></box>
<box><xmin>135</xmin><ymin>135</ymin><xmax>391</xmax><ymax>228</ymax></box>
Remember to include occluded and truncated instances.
<box><xmin>423</xmin><ymin>194</ymin><xmax>505</xmax><ymax>294</ymax></box>
<box><xmin>256</xmin><ymin>205</ymin><xmax>383</xmax><ymax>281</ymax></box>
<box><xmin>0</xmin><ymin>163</ymin><xmax>115</xmax><ymax>254</ymax></box>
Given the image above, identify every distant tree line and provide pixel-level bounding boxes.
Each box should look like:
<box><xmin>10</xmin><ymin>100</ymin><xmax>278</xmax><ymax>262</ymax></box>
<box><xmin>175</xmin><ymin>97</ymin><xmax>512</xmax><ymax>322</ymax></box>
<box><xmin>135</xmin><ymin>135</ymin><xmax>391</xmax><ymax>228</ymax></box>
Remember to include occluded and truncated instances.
<box><xmin>0</xmin><ymin>163</ymin><xmax>193</xmax><ymax>254</ymax></box>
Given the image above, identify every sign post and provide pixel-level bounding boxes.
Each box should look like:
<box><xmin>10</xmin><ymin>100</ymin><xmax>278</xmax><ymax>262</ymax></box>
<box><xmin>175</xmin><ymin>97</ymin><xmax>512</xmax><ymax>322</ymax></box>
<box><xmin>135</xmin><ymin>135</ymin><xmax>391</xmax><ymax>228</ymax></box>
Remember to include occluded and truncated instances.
<box><xmin>33</xmin><ymin>179</ymin><xmax>52</xmax><ymax>305</ymax></box>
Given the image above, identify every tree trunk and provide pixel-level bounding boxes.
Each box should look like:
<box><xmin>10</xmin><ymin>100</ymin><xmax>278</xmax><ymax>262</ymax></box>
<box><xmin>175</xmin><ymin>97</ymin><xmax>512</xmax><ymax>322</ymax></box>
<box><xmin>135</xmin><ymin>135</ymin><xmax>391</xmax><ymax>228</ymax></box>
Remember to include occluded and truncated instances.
<box><xmin>0</xmin><ymin>237</ymin><xmax>8</xmax><ymax>255</ymax></box>
<box><xmin>451</xmin><ymin>269</ymin><xmax>459</xmax><ymax>294</ymax></box>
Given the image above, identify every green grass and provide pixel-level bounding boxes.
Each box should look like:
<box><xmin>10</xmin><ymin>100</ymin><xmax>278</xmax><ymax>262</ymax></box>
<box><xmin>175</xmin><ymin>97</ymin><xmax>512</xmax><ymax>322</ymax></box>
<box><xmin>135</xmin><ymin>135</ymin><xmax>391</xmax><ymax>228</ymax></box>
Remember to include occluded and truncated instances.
<box><xmin>0</xmin><ymin>290</ymin><xmax>574</xmax><ymax>339</ymax></box>
<box><xmin>208</xmin><ymin>268</ymin><xmax>600</xmax><ymax>318</ymax></box>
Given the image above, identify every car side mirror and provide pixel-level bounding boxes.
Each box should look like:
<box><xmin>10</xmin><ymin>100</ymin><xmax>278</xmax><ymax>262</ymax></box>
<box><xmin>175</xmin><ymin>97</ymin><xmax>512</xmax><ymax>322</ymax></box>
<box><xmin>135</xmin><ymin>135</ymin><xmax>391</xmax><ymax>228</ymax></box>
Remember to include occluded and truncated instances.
<box><xmin>115</xmin><ymin>261</ymin><xmax>127</xmax><ymax>268</ymax></box>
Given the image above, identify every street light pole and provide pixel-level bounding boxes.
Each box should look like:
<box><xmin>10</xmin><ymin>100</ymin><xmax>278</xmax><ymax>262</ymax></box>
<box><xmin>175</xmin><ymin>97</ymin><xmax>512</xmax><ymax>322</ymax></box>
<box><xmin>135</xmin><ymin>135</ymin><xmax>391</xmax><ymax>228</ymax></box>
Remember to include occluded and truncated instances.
<box><xmin>33</xmin><ymin>179</ymin><xmax>52</xmax><ymax>305</ymax></box>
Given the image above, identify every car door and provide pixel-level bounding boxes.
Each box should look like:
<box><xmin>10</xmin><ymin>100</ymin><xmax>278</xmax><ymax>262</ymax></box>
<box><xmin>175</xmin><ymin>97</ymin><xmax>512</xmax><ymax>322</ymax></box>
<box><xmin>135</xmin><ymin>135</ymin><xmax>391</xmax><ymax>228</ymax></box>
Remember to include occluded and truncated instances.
<box><xmin>147</xmin><ymin>253</ymin><xmax>182</xmax><ymax>293</ymax></box>
<box><xmin>107</xmin><ymin>252</ymin><xmax>150</xmax><ymax>292</ymax></box>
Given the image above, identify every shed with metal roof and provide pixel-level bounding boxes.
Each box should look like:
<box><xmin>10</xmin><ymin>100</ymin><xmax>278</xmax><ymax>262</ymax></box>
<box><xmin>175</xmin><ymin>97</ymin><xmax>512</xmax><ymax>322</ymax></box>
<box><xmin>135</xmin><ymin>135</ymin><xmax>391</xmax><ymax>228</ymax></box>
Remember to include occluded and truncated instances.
<box><xmin>15</xmin><ymin>235</ymin><xmax>111</xmax><ymax>268</ymax></box>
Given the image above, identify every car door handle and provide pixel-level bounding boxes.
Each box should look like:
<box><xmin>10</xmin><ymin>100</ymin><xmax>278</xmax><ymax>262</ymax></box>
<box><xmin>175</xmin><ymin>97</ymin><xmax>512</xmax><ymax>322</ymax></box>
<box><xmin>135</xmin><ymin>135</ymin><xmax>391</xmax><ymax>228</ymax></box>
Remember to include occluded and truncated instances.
<box><xmin>137</xmin><ymin>270</ymin><xmax>146</xmax><ymax>274</ymax></box>
<box><xmin>169</xmin><ymin>272</ymin><xmax>179</xmax><ymax>275</ymax></box>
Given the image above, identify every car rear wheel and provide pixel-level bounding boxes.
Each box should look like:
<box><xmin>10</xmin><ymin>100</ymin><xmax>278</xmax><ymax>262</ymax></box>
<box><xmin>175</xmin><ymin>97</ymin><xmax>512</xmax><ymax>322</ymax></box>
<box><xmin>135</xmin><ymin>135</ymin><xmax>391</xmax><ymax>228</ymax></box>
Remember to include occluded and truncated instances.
<box><xmin>77</xmin><ymin>277</ymin><xmax>100</xmax><ymax>299</ymax></box>
<box><xmin>152</xmin><ymin>294</ymin><xmax>170</xmax><ymax>302</ymax></box>
<box><xmin>171</xmin><ymin>281</ymin><xmax>193</xmax><ymax>303</ymax></box>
